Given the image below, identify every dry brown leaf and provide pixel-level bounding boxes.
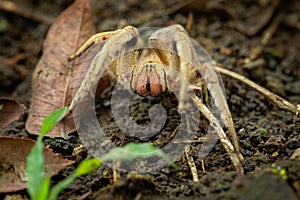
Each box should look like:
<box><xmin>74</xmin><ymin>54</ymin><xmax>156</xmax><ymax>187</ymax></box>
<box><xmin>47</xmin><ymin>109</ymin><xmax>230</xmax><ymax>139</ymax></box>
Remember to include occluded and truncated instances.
<box><xmin>0</xmin><ymin>98</ymin><xmax>26</xmax><ymax>131</ymax></box>
<box><xmin>0</xmin><ymin>136</ymin><xmax>74</xmax><ymax>193</ymax></box>
<box><xmin>25</xmin><ymin>0</ymin><xmax>96</xmax><ymax>137</ymax></box>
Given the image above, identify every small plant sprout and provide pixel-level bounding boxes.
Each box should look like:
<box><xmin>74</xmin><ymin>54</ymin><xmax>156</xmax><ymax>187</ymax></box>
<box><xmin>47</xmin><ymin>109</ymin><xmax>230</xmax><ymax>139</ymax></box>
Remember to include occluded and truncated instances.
<box><xmin>26</xmin><ymin>107</ymin><xmax>176</xmax><ymax>200</ymax></box>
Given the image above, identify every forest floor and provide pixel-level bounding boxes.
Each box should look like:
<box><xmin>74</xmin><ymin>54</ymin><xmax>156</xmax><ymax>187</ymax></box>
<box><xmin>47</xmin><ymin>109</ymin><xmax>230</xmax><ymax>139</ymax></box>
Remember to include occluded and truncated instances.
<box><xmin>0</xmin><ymin>0</ymin><xmax>299</xmax><ymax>199</ymax></box>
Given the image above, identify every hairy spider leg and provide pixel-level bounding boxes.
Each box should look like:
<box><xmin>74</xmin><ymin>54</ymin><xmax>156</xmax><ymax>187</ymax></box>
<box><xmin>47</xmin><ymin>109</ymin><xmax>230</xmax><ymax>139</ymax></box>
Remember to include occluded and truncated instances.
<box><xmin>149</xmin><ymin>24</ymin><xmax>244</xmax><ymax>162</ymax></box>
<box><xmin>67</xmin><ymin>26</ymin><xmax>139</xmax><ymax>113</ymax></box>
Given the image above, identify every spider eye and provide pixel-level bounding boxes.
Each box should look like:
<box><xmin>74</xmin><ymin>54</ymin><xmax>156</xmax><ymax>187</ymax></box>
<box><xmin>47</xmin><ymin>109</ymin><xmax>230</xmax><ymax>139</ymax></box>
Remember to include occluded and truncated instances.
<box><xmin>130</xmin><ymin>63</ymin><xmax>168</xmax><ymax>97</ymax></box>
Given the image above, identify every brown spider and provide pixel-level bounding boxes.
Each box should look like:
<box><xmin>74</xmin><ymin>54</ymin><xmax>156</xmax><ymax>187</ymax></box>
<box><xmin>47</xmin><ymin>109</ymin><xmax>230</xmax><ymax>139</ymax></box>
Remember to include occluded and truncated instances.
<box><xmin>67</xmin><ymin>24</ymin><xmax>244</xmax><ymax>173</ymax></box>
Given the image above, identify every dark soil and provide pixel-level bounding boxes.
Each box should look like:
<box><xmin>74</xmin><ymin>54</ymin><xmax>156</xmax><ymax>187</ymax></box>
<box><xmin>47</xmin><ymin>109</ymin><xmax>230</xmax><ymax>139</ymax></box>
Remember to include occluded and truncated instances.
<box><xmin>1</xmin><ymin>0</ymin><xmax>300</xmax><ymax>199</ymax></box>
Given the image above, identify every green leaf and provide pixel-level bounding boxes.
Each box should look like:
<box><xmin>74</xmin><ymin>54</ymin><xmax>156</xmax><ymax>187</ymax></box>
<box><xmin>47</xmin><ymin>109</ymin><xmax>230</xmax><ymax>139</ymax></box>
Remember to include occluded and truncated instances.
<box><xmin>48</xmin><ymin>173</ymin><xmax>76</xmax><ymax>200</ymax></box>
<box><xmin>26</xmin><ymin>106</ymin><xmax>68</xmax><ymax>200</ymax></box>
<box><xmin>45</xmin><ymin>143</ymin><xmax>176</xmax><ymax>200</ymax></box>
<box><xmin>0</xmin><ymin>104</ymin><xmax>3</xmax><ymax>111</ymax></box>
<box><xmin>101</xmin><ymin>142</ymin><xmax>178</xmax><ymax>168</ymax></box>
<box><xmin>26</xmin><ymin>135</ymin><xmax>47</xmax><ymax>200</ymax></box>
<box><xmin>38</xmin><ymin>177</ymin><xmax>51</xmax><ymax>200</ymax></box>
<box><xmin>40</xmin><ymin>106</ymin><xmax>68</xmax><ymax>137</ymax></box>
<box><xmin>75</xmin><ymin>158</ymin><xmax>102</xmax><ymax>177</ymax></box>
<box><xmin>47</xmin><ymin>159</ymin><xmax>102</xmax><ymax>200</ymax></box>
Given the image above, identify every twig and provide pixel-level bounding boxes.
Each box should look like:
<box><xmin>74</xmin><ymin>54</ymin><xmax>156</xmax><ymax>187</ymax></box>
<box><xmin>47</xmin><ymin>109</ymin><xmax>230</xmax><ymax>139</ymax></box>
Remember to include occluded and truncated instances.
<box><xmin>243</xmin><ymin>58</ymin><xmax>265</xmax><ymax>70</ymax></box>
<box><xmin>249</xmin><ymin>13</ymin><xmax>283</xmax><ymax>60</ymax></box>
<box><xmin>261</xmin><ymin>13</ymin><xmax>283</xmax><ymax>47</ymax></box>
<box><xmin>185</xmin><ymin>12</ymin><xmax>194</xmax><ymax>33</ymax></box>
<box><xmin>0</xmin><ymin>0</ymin><xmax>55</xmax><ymax>24</ymax></box>
<box><xmin>173</xmin><ymin>137</ymin><xmax>206</xmax><ymax>143</ymax></box>
<box><xmin>185</xmin><ymin>145</ymin><xmax>199</xmax><ymax>182</ymax></box>
<box><xmin>113</xmin><ymin>162</ymin><xmax>121</xmax><ymax>182</ymax></box>
<box><xmin>155</xmin><ymin>0</ymin><xmax>196</xmax><ymax>16</ymax></box>
<box><xmin>134</xmin><ymin>192</ymin><xmax>142</xmax><ymax>200</ymax></box>
<box><xmin>193</xmin><ymin>97</ymin><xmax>244</xmax><ymax>173</ymax></box>
<box><xmin>201</xmin><ymin>159</ymin><xmax>206</xmax><ymax>174</ymax></box>
<box><xmin>215</xmin><ymin>66</ymin><xmax>299</xmax><ymax>116</ymax></box>
<box><xmin>170</xmin><ymin>125</ymin><xmax>179</xmax><ymax>139</ymax></box>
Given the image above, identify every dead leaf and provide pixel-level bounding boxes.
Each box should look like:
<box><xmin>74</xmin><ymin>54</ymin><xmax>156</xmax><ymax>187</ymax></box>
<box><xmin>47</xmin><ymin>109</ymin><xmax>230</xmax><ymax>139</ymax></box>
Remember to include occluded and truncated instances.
<box><xmin>0</xmin><ymin>136</ymin><xmax>74</xmax><ymax>193</ymax></box>
<box><xmin>0</xmin><ymin>98</ymin><xmax>26</xmax><ymax>131</ymax></box>
<box><xmin>25</xmin><ymin>0</ymin><xmax>96</xmax><ymax>137</ymax></box>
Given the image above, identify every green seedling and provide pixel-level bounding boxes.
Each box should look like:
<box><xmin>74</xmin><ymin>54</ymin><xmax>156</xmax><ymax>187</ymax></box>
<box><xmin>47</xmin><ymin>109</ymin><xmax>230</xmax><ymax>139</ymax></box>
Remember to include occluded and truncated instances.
<box><xmin>26</xmin><ymin>107</ymin><xmax>68</xmax><ymax>200</ymax></box>
<box><xmin>26</xmin><ymin>107</ymin><xmax>177</xmax><ymax>200</ymax></box>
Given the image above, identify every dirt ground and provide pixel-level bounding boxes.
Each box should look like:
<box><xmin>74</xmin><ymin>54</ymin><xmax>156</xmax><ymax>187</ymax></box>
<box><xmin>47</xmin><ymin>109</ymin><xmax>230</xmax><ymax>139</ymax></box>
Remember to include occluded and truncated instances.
<box><xmin>0</xmin><ymin>0</ymin><xmax>300</xmax><ymax>199</ymax></box>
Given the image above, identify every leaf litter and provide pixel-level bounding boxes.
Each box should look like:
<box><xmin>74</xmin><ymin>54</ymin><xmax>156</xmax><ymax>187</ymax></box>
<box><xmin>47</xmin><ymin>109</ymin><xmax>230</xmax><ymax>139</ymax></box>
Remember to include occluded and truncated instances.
<box><xmin>25</xmin><ymin>0</ymin><xmax>97</xmax><ymax>137</ymax></box>
<box><xmin>0</xmin><ymin>98</ymin><xmax>26</xmax><ymax>131</ymax></box>
<box><xmin>0</xmin><ymin>136</ymin><xmax>74</xmax><ymax>193</ymax></box>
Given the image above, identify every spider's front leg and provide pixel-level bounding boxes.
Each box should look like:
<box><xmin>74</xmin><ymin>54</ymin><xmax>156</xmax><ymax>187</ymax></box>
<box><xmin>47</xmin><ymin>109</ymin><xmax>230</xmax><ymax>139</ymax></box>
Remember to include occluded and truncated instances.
<box><xmin>67</xmin><ymin>26</ymin><xmax>139</xmax><ymax>114</ymax></box>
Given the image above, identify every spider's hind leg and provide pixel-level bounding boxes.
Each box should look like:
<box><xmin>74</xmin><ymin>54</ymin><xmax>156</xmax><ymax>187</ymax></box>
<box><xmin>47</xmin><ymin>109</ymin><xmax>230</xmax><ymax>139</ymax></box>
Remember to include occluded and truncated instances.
<box><xmin>150</xmin><ymin>24</ymin><xmax>244</xmax><ymax>169</ymax></box>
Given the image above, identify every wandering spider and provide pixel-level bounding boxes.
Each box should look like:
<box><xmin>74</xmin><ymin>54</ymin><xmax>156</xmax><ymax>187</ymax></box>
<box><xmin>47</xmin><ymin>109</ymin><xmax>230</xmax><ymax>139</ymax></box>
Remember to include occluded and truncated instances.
<box><xmin>67</xmin><ymin>24</ymin><xmax>244</xmax><ymax>173</ymax></box>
